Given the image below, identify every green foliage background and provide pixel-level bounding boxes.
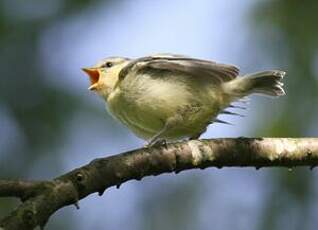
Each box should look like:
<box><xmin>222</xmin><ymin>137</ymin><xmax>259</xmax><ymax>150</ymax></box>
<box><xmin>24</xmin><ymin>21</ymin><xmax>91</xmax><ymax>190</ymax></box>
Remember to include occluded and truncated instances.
<box><xmin>0</xmin><ymin>0</ymin><xmax>317</xmax><ymax>229</ymax></box>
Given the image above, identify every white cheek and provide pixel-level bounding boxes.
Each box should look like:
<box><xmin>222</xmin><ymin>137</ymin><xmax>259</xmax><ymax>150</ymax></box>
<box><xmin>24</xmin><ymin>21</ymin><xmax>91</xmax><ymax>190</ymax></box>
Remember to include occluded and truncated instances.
<box><xmin>95</xmin><ymin>80</ymin><xmax>110</xmax><ymax>100</ymax></box>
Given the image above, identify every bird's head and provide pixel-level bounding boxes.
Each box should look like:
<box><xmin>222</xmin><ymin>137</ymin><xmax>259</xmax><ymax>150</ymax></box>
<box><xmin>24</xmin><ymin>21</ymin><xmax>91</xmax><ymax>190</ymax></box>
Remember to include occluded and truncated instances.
<box><xmin>82</xmin><ymin>57</ymin><xmax>130</xmax><ymax>99</ymax></box>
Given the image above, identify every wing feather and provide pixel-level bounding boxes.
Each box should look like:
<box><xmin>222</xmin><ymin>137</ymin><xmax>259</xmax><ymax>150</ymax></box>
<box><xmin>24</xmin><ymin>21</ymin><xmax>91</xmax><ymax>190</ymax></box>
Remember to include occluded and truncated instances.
<box><xmin>119</xmin><ymin>54</ymin><xmax>239</xmax><ymax>84</ymax></box>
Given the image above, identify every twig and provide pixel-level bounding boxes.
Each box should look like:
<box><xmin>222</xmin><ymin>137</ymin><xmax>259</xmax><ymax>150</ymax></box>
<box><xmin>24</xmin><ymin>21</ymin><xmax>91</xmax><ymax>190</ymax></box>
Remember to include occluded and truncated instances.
<box><xmin>0</xmin><ymin>138</ymin><xmax>318</xmax><ymax>229</ymax></box>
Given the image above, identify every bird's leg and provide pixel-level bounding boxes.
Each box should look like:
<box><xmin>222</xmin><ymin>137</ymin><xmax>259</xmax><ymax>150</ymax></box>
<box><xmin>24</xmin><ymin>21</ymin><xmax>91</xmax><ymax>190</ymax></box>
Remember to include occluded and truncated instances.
<box><xmin>147</xmin><ymin>136</ymin><xmax>167</xmax><ymax>148</ymax></box>
<box><xmin>147</xmin><ymin>127</ymin><xmax>168</xmax><ymax>147</ymax></box>
<box><xmin>189</xmin><ymin>132</ymin><xmax>203</xmax><ymax>140</ymax></box>
<box><xmin>147</xmin><ymin>115</ymin><xmax>182</xmax><ymax>147</ymax></box>
<box><xmin>189</xmin><ymin>127</ymin><xmax>206</xmax><ymax>140</ymax></box>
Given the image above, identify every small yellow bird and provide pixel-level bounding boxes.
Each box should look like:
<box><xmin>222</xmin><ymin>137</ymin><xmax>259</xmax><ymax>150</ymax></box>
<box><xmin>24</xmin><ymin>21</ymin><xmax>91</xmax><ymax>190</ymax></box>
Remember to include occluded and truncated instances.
<box><xmin>82</xmin><ymin>54</ymin><xmax>285</xmax><ymax>146</ymax></box>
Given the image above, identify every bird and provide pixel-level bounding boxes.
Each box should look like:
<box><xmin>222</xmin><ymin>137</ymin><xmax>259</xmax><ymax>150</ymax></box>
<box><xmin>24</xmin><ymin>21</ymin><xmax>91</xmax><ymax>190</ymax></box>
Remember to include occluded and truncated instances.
<box><xmin>82</xmin><ymin>54</ymin><xmax>285</xmax><ymax>146</ymax></box>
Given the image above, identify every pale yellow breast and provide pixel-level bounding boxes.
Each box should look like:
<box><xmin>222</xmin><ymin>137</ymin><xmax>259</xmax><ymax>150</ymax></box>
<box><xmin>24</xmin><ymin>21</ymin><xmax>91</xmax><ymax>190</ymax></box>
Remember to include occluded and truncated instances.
<box><xmin>107</xmin><ymin>74</ymin><xmax>193</xmax><ymax>138</ymax></box>
<box><xmin>107</xmin><ymin>73</ymin><xmax>228</xmax><ymax>140</ymax></box>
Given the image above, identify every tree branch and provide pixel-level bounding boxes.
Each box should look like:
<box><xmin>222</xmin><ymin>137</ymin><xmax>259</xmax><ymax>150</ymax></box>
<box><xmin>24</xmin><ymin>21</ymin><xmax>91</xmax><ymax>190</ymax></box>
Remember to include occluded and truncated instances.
<box><xmin>0</xmin><ymin>138</ymin><xmax>318</xmax><ymax>229</ymax></box>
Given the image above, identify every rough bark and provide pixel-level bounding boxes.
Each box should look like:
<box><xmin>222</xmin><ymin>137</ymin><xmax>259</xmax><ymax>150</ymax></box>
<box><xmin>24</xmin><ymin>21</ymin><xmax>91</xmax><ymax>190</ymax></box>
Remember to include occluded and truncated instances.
<box><xmin>0</xmin><ymin>138</ymin><xmax>318</xmax><ymax>229</ymax></box>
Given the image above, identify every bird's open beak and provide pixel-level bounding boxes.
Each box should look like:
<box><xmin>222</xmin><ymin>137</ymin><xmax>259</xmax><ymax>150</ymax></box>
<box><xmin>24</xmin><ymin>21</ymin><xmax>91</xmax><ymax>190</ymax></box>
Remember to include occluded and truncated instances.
<box><xmin>82</xmin><ymin>67</ymin><xmax>100</xmax><ymax>90</ymax></box>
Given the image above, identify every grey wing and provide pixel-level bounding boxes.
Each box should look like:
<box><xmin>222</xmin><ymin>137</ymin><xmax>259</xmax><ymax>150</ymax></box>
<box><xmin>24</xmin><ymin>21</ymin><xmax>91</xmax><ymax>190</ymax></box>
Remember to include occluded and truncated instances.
<box><xmin>119</xmin><ymin>54</ymin><xmax>239</xmax><ymax>84</ymax></box>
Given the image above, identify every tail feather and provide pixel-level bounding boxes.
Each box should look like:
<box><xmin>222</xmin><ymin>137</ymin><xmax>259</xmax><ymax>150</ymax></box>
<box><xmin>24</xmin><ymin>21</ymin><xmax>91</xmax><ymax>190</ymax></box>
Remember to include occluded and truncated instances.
<box><xmin>223</xmin><ymin>70</ymin><xmax>286</xmax><ymax>97</ymax></box>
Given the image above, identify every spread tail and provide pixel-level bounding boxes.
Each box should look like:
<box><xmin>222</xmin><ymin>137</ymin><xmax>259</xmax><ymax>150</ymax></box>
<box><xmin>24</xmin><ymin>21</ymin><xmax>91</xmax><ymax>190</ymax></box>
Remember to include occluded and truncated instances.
<box><xmin>223</xmin><ymin>70</ymin><xmax>286</xmax><ymax>97</ymax></box>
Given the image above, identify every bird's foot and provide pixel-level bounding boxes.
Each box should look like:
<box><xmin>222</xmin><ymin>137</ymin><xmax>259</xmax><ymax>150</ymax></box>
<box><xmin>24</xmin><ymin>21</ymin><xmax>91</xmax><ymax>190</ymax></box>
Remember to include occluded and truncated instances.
<box><xmin>146</xmin><ymin>138</ymin><xmax>168</xmax><ymax>148</ymax></box>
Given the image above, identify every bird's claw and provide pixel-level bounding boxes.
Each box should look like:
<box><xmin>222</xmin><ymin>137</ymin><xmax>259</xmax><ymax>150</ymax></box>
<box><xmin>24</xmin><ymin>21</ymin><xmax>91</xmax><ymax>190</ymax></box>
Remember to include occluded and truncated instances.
<box><xmin>146</xmin><ymin>138</ymin><xmax>168</xmax><ymax>148</ymax></box>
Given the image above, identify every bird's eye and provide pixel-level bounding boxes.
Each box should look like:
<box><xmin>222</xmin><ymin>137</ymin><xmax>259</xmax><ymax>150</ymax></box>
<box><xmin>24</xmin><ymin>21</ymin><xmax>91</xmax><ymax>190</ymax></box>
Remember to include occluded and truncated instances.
<box><xmin>104</xmin><ymin>62</ymin><xmax>113</xmax><ymax>68</ymax></box>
